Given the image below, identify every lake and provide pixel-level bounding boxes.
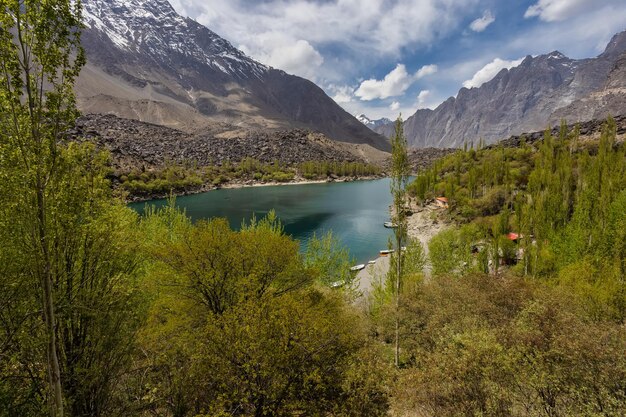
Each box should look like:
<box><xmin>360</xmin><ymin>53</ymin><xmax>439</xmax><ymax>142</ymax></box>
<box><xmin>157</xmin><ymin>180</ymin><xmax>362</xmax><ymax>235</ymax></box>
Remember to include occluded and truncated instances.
<box><xmin>129</xmin><ymin>179</ymin><xmax>395</xmax><ymax>264</ymax></box>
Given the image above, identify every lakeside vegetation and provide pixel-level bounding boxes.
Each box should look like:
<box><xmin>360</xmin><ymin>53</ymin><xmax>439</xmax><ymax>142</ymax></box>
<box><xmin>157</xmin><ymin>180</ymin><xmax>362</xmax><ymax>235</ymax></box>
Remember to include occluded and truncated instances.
<box><xmin>1</xmin><ymin>2</ymin><xmax>625</xmax><ymax>417</ymax></box>
<box><xmin>118</xmin><ymin>158</ymin><xmax>383</xmax><ymax>198</ymax></box>
<box><xmin>379</xmin><ymin>119</ymin><xmax>626</xmax><ymax>415</ymax></box>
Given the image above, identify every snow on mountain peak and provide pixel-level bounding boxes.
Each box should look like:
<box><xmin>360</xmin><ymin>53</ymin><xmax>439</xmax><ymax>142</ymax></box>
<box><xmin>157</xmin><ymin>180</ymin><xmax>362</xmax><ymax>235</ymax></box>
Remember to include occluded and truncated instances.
<box><xmin>357</xmin><ymin>114</ymin><xmax>372</xmax><ymax>124</ymax></box>
<box><xmin>82</xmin><ymin>0</ymin><xmax>268</xmax><ymax>78</ymax></box>
<box><xmin>356</xmin><ymin>114</ymin><xmax>392</xmax><ymax>129</ymax></box>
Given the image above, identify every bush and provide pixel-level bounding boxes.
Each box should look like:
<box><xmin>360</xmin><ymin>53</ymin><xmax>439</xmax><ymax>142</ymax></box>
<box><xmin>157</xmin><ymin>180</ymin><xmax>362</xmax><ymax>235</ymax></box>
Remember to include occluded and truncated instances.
<box><xmin>472</xmin><ymin>186</ymin><xmax>506</xmax><ymax>216</ymax></box>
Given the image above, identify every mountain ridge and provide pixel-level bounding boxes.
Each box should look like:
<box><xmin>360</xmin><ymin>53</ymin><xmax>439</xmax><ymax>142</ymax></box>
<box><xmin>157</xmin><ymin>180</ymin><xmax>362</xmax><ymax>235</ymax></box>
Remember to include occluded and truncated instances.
<box><xmin>77</xmin><ymin>0</ymin><xmax>390</xmax><ymax>151</ymax></box>
<box><xmin>376</xmin><ymin>30</ymin><xmax>626</xmax><ymax>148</ymax></box>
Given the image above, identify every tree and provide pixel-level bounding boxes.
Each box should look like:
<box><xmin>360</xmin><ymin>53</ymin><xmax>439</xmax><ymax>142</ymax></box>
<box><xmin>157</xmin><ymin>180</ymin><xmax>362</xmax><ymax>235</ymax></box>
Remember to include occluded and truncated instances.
<box><xmin>389</xmin><ymin>115</ymin><xmax>410</xmax><ymax>367</ymax></box>
<box><xmin>0</xmin><ymin>1</ymin><xmax>85</xmax><ymax>415</ymax></box>
<box><xmin>304</xmin><ymin>231</ymin><xmax>354</xmax><ymax>290</ymax></box>
<box><xmin>137</xmin><ymin>207</ymin><xmax>389</xmax><ymax>416</ymax></box>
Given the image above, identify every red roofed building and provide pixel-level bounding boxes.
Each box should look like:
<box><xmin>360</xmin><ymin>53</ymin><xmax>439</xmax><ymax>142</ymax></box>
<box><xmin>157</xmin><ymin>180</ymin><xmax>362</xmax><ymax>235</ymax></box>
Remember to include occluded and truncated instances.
<box><xmin>507</xmin><ymin>233</ymin><xmax>520</xmax><ymax>242</ymax></box>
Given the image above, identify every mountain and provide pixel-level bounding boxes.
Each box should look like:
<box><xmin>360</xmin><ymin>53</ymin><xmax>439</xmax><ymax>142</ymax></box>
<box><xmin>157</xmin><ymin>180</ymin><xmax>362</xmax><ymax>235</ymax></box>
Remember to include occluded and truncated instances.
<box><xmin>356</xmin><ymin>114</ymin><xmax>392</xmax><ymax>130</ymax></box>
<box><xmin>376</xmin><ymin>31</ymin><xmax>626</xmax><ymax>148</ymax></box>
<box><xmin>77</xmin><ymin>0</ymin><xmax>389</xmax><ymax>151</ymax></box>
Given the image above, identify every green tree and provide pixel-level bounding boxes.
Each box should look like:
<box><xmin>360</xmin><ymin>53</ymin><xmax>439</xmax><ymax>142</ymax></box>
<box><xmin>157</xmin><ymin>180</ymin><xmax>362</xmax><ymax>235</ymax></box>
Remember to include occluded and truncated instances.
<box><xmin>389</xmin><ymin>114</ymin><xmax>410</xmax><ymax>367</ymax></box>
<box><xmin>137</xmin><ymin>208</ymin><xmax>389</xmax><ymax>416</ymax></box>
<box><xmin>304</xmin><ymin>231</ymin><xmax>353</xmax><ymax>289</ymax></box>
<box><xmin>0</xmin><ymin>1</ymin><xmax>84</xmax><ymax>415</ymax></box>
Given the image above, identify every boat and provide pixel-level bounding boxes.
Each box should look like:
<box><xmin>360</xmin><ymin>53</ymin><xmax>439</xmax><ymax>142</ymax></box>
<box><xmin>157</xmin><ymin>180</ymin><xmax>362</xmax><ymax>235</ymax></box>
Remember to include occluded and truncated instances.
<box><xmin>379</xmin><ymin>249</ymin><xmax>395</xmax><ymax>256</ymax></box>
<box><xmin>383</xmin><ymin>221</ymin><xmax>398</xmax><ymax>228</ymax></box>
<box><xmin>368</xmin><ymin>260</ymin><xmax>377</xmax><ymax>265</ymax></box>
<box><xmin>350</xmin><ymin>264</ymin><xmax>366</xmax><ymax>272</ymax></box>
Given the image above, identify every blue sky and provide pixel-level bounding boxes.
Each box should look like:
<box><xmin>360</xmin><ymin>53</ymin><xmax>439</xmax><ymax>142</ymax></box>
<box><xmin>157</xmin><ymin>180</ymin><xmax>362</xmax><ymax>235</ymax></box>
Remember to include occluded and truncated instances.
<box><xmin>169</xmin><ymin>0</ymin><xmax>626</xmax><ymax>119</ymax></box>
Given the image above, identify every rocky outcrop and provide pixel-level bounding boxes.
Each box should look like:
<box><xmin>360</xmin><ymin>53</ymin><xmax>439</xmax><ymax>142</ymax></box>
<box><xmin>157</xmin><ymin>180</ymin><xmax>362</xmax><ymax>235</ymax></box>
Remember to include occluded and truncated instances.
<box><xmin>77</xmin><ymin>0</ymin><xmax>390</xmax><ymax>151</ymax></box>
<box><xmin>377</xmin><ymin>31</ymin><xmax>626</xmax><ymax>148</ymax></box>
<box><xmin>551</xmin><ymin>50</ymin><xmax>626</xmax><ymax>122</ymax></box>
<box><xmin>490</xmin><ymin>114</ymin><xmax>626</xmax><ymax>148</ymax></box>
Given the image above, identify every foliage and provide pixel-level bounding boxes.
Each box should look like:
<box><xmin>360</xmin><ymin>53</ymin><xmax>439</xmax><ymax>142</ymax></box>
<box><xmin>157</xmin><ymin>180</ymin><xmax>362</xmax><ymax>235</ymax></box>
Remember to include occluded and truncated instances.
<box><xmin>118</xmin><ymin>158</ymin><xmax>382</xmax><ymax>197</ymax></box>
<box><xmin>304</xmin><ymin>231</ymin><xmax>354</xmax><ymax>289</ymax></box>
<box><xmin>1</xmin><ymin>1</ymin><xmax>625</xmax><ymax>414</ymax></box>
<box><xmin>389</xmin><ymin>274</ymin><xmax>626</xmax><ymax>417</ymax></box>
<box><xmin>377</xmin><ymin>118</ymin><xmax>626</xmax><ymax>415</ymax></box>
<box><xmin>299</xmin><ymin>160</ymin><xmax>382</xmax><ymax>179</ymax></box>
<box><xmin>133</xmin><ymin>206</ymin><xmax>390</xmax><ymax>416</ymax></box>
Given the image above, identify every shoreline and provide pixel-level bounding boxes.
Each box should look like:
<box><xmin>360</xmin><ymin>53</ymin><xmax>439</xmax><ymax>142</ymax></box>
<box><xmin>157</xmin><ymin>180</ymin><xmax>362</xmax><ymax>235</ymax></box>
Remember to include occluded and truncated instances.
<box><xmin>354</xmin><ymin>201</ymin><xmax>449</xmax><ymax>303</ymax></box>
<box><xmin>124</xmin><ymin>174</ymin><xmax>385</xmax><ymax>203</ymax></box>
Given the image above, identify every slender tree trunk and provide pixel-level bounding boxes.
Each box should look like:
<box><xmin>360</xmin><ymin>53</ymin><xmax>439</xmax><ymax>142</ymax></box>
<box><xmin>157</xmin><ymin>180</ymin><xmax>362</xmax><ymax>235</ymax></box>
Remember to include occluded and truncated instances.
<box><xmin>37</xmin><ymin>179</ymin><xmax>64</xmax><ymax>417</ymax></box>
<box><xmin>394</xmin><ymin>229</ymin><xmax>401</xmax><ymax>368</ymax></box>
<box><xmin>390</xmin><ymin>115</ymin><xmax>408</xmax><ymax>369</ymax></box>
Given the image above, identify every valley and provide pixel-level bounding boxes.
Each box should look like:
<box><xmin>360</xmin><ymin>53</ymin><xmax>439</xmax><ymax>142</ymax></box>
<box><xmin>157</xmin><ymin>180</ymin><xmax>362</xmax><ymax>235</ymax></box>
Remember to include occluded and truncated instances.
<box><xmin>1</xmin><ymin>1</ymin><xmax>625</xmax><ymax>417</ymax></box>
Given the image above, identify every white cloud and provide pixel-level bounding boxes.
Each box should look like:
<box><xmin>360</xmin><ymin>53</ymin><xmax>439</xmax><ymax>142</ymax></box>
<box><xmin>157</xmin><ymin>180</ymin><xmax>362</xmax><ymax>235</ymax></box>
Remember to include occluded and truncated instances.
<box><xmin>462</xmin><ymin>57</ymin><xmax>524</xmax><ymax>88</ymax></box>
<box><xmin>354</xmin><ymin>63</ymin><xmax>438</xmax><ymax>101</ymax></box>
<box><xmin>417</xmin><ymin>90</ymin><xmax>431</xmax><ymax>105</ymax></box>
<box><xmin>390</xmin><ymin>101</ymin><xmax>401</xmax><ymax>111</ymax></box>
<box><xmin>355</xmin><ymin>64</ymin><xmax>413</xmax><ymax>101</ymax></box>
<box><xmin>415</xmin><ymin>64</ymin><xmax>438</xmax><ymax>79</ymax></box>
<box><xmin>265</xmin><ymin>40</ymin><xmax>324</xmax><ymax>80</ymax></box>
<box><xmin>414</xmin><ymin>89</ymin><xmax>444</xmax><ymax>110</ymax></box>
<box><xmin>511</xmin><ymin>3</ymin><xmax>626</xmax><ymax>57</ymax></box>
<box><xmin>470</xmin><ymin>10</ymin><xmax>495</xmax><ymax>32</ymax></box>
<box><xmin>171</xmin><ymin>0</ymin><xmax>480</xmax><ymax>82</ymax></box>
<box><xmin>327</xmin><ymin>84</ymin><xmax>355</xmax><ymax>104</ymax></box>
<box><xmin>524</xmin><ymin>0</ymin><xmax>601</xmax><ymax>22</ymax></box>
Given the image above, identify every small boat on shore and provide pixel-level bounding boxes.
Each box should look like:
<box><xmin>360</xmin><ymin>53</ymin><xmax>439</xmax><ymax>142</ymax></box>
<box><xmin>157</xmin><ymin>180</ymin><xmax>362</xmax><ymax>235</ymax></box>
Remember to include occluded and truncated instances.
<box><xmin>350</xmin><ymin>264</ymin><xmax>366</xmax><ymax>272</ymax></box>
<box><xmin>379</xmin><ymin>249</ymin><xmax>395</xmax><ymax>256</ymax></box>
<box><xmin>383</xmin><ymin>221</ymin><xmax>398</xmax><ymax>228</ymax></box>
<box><xmin>368</xmin><ymin>260</ymin><xmax>377</xmax><ymax>265</ymax></box>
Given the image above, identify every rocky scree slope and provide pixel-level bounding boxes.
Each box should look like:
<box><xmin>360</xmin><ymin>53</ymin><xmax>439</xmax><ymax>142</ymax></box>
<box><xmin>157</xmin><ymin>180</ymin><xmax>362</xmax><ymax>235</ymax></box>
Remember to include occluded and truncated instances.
<box><xmin>491</xmin><ymin>114</ymin><xmax>626</xmax><ymax>148</ymax></box>
<box><xmin>78</xmin><ymin>0</ymin><xmax>389</xmax><ymax>151</ymax></box>
<box><xmin>376</xmin><ymin>31</ymin><xmax>626</xmax><ymax>148</ymax></box>
<box><xmin>69</xmin><ymin>114</ymin><xmax>368</xmax><ymax>173</ymax></box>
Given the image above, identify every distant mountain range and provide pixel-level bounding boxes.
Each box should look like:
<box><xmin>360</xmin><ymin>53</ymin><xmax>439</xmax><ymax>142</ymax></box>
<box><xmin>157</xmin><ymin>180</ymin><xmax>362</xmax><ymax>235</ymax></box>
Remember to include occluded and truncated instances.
<box><xmin>376</xmin><ymin>30</ymin><xmax>626</xmax><ymax>148</ymax></box>
<box><xmin>356</xmin><ymin>114</ymin><xmax>392</xmax><ymax>129</ymax></box>
<box><xmin>77</xmin><ymin>0</ymin><xmax>389</xmax><ymax>151</ymax></box>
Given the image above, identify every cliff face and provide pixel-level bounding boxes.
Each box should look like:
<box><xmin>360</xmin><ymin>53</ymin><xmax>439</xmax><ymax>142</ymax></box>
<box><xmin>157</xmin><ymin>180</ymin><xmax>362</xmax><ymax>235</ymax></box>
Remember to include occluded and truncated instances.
<box><xmin>376</xmin><ymin>31</ymin><xmax>626</xmax><ymax>148</ymax></box>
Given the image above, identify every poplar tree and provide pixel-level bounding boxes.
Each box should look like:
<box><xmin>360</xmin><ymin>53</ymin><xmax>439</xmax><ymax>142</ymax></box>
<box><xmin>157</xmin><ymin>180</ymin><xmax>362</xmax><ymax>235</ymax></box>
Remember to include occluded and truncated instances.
<box><xmin>0</xmin><ymin>1</ymin><xmax>84</xmax><ymax>415</ymax></box>
<box><xmin>389</xmin><ymin>115</ymin><xmax>410</xmax><ymax>367</ymax></box>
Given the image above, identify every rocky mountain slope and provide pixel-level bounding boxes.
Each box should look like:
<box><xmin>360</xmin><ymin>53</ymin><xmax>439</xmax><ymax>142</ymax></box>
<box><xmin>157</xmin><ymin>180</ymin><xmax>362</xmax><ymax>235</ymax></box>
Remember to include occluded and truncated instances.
<box><xmin>377</xmin><ymin>31</ymin><xmax>626</xmax><ymax>148</ymax></box>
<box><xmin>77</xmin><ymin>0</ymin><xmax>389</xmax><ymax>151</ymax></box>
<box><xmin>69</xmin><ymin>114</ymin><xmax>383</xmax><ymax>173</ymax></box>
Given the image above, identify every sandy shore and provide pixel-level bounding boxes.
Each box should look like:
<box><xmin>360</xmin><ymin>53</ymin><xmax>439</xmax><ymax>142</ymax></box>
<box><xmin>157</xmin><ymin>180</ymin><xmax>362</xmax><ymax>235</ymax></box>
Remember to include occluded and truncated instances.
<box><xmin>354</xmin><ymin>255</ymin><xmax>390</xmax><ymax>302</ymax></box>
<box><xmin>354</xmin><ymin>202</ymin><xmax>449</xmax><ymax>303</ymax></box>
<box><xmin>127</xmin><ymin>175</ymin><xmax>384</xmax><ymax>203</ymax></box>
<box><xmin>218</xmin><ymin>175</ymin><xmax>383</xmax><ymax>190</ymax></box>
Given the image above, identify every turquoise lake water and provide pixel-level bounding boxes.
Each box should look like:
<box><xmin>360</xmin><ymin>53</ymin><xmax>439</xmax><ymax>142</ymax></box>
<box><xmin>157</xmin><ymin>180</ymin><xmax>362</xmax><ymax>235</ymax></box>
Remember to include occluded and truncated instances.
<box><xmin>129</xmin><ymin>179</ymin><xmax>395</xmax><ymax>264</ymax></box>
